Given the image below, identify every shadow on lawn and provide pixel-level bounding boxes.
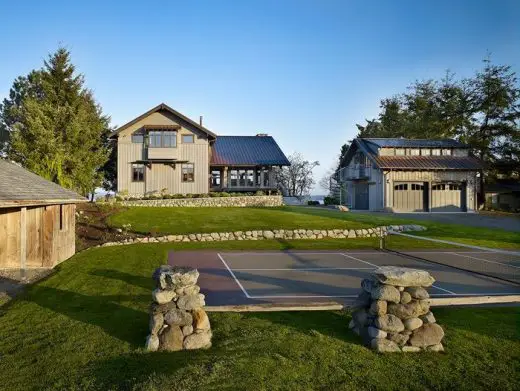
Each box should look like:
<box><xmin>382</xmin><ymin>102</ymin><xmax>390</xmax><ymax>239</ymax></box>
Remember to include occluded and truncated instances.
<box><xmin>25</xmin><ymin>285</ymin><xmax>149</xmax><ymax>346</ymax></box>
<box><xmin>90</xmin><ymin>268</ymin><xmax>153</xmax><ymax>291</ymax></box>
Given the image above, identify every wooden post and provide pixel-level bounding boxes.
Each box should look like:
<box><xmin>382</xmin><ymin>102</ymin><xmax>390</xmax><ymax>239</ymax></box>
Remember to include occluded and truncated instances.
<box><xmin>20</xmin><ymin>207</ymin><xmax>27</xmax><ymax>280</ymax></box>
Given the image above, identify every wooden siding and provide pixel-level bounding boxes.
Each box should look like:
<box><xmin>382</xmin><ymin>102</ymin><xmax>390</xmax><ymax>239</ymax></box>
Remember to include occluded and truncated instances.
<box><xmin>117</xmin><ymin>110</ymin><xmax>209</xmax><ymax>195</ymax></box>
<box><xmin>0</xmin><ymin>204</ymin><xmax>76</xmax><ymax>269</ymax></box>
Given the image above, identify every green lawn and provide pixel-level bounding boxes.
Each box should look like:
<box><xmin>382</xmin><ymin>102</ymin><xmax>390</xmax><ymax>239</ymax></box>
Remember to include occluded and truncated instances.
<box><xmin>108</xmin><ymin>206</ymin><xmax>520</xmax><ymax>249</ymax></box>
<box><xmin>1</xmin><ymin>241</ymin><xmax>519</xmax><ymax>390</ymax></box>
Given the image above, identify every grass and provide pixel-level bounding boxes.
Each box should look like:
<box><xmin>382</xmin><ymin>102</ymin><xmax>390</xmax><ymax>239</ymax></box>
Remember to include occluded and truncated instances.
<box><xmin>107</xmin><ymin>206</ymin><xmax>520</xmax><ymax>249</ymax></box>
<box><xmin>0</xmin><ymin>240</ymin><xmax>519</xmax><ymax>390</ymax></box>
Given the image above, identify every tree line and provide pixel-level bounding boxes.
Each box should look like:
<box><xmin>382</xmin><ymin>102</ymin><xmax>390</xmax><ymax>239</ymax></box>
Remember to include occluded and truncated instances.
<box><xmin>335</xmin><ymin>59</ymin><xmax>520</xmax><ymax>194</ymax></box>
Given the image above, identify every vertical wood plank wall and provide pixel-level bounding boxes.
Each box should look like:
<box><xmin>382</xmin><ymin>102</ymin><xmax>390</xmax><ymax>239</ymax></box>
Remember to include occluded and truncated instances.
<box><xmin>0</xmin><ymin>204</ymin><xmax>76</xmax><ymax>269</ymax></box>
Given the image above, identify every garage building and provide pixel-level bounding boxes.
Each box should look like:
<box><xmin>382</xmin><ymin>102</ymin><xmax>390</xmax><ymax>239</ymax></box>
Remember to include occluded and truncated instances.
<box><xmin>336</xmin><ymin>138</ymin><xmax>482</xmax><ymax>212</ymax></box>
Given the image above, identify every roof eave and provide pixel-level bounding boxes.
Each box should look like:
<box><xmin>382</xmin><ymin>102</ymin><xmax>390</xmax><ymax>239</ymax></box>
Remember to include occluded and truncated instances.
<box><xmin>0</xmin><ymin>198</ymin><xmax>87</xmax><ymax>208</ymax></box>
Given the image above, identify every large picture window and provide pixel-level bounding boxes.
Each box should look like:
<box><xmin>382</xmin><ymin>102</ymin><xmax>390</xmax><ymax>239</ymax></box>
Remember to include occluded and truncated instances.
<box><xmin>149</xmin><ymin>130</ymin><xmax>177</xmax><ymax>148</ymax></box>
<box><xmin>181</xmin><ymin>163</ymin><xmax>195</xmax><ymax>182</ymax></box>
<box><xmin>132</xmin><ymin>164</ymin><xmax>145</xmax><ymax>182</ymax></box>
<box><xmin>131</xmin><ymin>131</ymin><xmax>144</xmax><ymax>143</ymax></box>
<box><xmin>211</xmin><ymin>170</ymin><xmax>221</xmax><ymax>186</ymax></box>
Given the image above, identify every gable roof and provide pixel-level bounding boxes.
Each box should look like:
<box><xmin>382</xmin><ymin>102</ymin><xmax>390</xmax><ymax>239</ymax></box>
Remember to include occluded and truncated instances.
<box><xmin>0</xmin><ymin>160</ymin><xmax>86</xmax><ymax>208</ymax></box>
<box><xmin>110</xmin><ymin>103</ymin><xmax>217</xmax><ymax>139</ymax></box>
<box><xmin>342</xmin><ymin>138</ymin><xmax>481</xmax><ymax>171</ymax></box>
<box><xmin>210</xmin><ymin>136</ymin><xmax>290</xmax><ymax>166</ymax></box>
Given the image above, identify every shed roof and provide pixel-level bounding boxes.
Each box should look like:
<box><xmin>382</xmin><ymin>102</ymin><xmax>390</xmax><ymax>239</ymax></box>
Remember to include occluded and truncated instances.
<box><xmin>373</xmin><ymin>156</ymin><xmax>483</xmax><ymax>170</ymax></box>
<box><xmin>210</xmin><ymin>136</ymin><xmax>290</xmax><ymax>166</ymax></box>
<box><xmin>0</xmin><ymin>160</ymin><xmax>86</xmax><ymax>208</ymax></box>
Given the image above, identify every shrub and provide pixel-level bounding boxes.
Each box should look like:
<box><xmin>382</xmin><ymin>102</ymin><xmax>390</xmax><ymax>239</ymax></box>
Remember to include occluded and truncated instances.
<box><xmin>324</xmin><ymin>196</ymin><xmax>339</xmax><ymax>205</ymax></box>
<box><xmin>255</xmin><ymin>190</ymin><xmax>265</xmax><ymax>196</ymax></box>
<box><xmin>307</xmin><ymin>200</ymin><xmax>320</xmax><ymax>206</ymax></box>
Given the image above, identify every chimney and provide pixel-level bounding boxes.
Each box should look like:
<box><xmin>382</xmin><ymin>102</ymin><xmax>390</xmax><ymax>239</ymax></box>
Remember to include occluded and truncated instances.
<box><xmin>256</xmin><ymin>133</ymin><xmax>268</xmax><ymax>137</ymax></box>
<box><xmin>199</xmin><ymin>116</ymin><xmax>203</xmax><ymax>126</ymax></box>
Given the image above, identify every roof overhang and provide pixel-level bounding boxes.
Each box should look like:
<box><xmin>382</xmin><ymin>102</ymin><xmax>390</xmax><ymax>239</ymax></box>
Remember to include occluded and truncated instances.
<box><xmin>0</xmin><ymin>199</ymin><xmax>87</xmax><ymax>209</ymax></box>
<box><xmin>110</xmin><ymin>103</ymin><xmax>217</xmax><ymax>139</ymax></box>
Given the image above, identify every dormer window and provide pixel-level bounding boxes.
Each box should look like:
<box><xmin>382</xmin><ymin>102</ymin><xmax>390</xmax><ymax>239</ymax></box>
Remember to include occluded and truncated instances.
<box><xmin>395</xmin><ymin>149</ymin><xmax>405</xmax><ymax>156</ymax></box>
<box><xmin>432</xmin><ymin>149</ymin><xmax>441</xmax><ymax>156</ymax></box>
<box><xmin>442</xmin><ymin>149</ymin><xmax>452</xmax><ymax>156</ymax></box>
<box><xmin>409</xmin><ymin>149</ymin><xmax>420</xmax><ymax>156</ymax></box>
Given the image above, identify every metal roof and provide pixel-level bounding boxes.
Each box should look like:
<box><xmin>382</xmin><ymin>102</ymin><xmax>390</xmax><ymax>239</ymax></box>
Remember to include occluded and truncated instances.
<box><xmin>362</xmin><ymin>138</ymin><xmax>469</xmax><ymax>148</ymax></box>
<box><xmin>210</xmin><ymin>136</ymin><xmax>290</xmax><ymax>166</ymax></box>
<box><xmin>373</xmin><ymin>156</ymin><xmax>483</xmax><ymax>170</ymax></box>
<box><xmin>0</xmin><ymin>160</ymin><xmax>86</xmax><ymax>207</ymax></box>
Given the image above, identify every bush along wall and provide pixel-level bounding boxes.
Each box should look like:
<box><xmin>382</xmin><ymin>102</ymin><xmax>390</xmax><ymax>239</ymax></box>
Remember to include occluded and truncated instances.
<box><xmin>96</xmin><ymin>225</ymin><xmax>426</xmax><ymax>248</ymax></box>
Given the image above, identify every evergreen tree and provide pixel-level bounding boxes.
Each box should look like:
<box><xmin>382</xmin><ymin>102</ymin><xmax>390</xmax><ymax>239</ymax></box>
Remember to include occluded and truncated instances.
<box><xmin>0</xmin><ymin>48</ymin><xmax>111</xmax><ymax>196</ymax></box>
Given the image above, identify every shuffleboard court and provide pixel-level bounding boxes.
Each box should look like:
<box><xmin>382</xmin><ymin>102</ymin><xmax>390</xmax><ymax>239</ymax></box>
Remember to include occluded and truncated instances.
<box><xmin>168</xmin><ymin>249</ymin><xmax>520</xmax><ymax>308</ymax></box>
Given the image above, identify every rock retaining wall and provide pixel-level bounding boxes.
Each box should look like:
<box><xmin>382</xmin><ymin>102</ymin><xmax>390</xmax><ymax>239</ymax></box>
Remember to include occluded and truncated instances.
<box><xmin>121</xmin><ymin>195</ymin><xmax>283</xmax><ymax>208</ymax></box>
<box><xmin>145</xmin><ymin>265</ymin><xmax>212</xmax><ymax>352</ymax></box>
<box><xmin>98</xmin><ymin>225</ymin><xmax>426</xmax><ymax>247</ymax></box>
<box><xmin>349</xmin><ymin>266</ymin><xmax>445</xmax><ymax>353</ymax></box>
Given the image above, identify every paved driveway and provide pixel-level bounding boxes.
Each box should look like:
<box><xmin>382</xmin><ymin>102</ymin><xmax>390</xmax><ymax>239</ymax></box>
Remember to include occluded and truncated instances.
<box><xmin>374</xmin><ymin>212</ymin><xmax>520</xmax><ymax>232</ymax></box>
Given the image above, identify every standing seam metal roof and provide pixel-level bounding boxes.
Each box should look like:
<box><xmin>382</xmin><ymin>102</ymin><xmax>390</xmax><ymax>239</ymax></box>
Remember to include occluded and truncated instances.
<box><xmin>373</xmin><ymin>156</ymin><xmax>483</xmax><ymax>170</ymax></box>
<box><xmin>210</xmin><ymin>136</ymin><xmax>290</xmax><ymax>166</ymax></box>
<box><xmin>363</xmin><ymin>138</ymin><xmax>469</xmax><ymax>148</ymax></box>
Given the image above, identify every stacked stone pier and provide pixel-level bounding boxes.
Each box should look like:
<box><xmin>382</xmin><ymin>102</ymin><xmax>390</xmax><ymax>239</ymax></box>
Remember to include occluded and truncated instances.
<box><xmin>349</xmin><ymin>266</ymin><xmax>445</xmax><ymax>353</ymax></box>
<box><xmin>145</xmin><ymin>265</ymin><xmax>212</xmax><ymax>351</ymax></box>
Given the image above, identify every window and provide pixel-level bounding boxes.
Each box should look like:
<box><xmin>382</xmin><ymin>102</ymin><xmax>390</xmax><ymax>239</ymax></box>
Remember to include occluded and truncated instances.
<box><xmin>263</xmin><ymin>169</ymin><xmax>270</xmax><ymax>187</ymax></box>
<box><xmin>432</xmin><ymin>149</ymin><xmax>441</xmax><ymax>156</ymax></box>
<box><xmin>230</xmin><ymin>170</ymin><xmax>238</xmax><ymax>186</ymax></box>
<box><xmin>132</xmin><ymin>164</ymin><xmax>145</xmax><ymax>182</ymax></box>
<box><xmin>421</xmin><ymin>148</ymin><xmax>431</xmax><ymax>156</ymax></box>
<box><xmin>181</xmin><ymin>163</ymin><xmax>194</xmax><ymax>182</ymax></box>
<box><xmin>131</xmin><ymin>131</ymin><xmax>144</xmax><ymax>143</ymax></box>
<box><xmin>411</xmin><ymin>184</ymin><xmax>424</xmax><ymax>191</ymax></box>
<box><xmin>211</xmin><ymin>170</ymin><xmax>221</xmax><ymax>186</ymax></box>
<box><xmin>409</xmin><ymin>149</ymin><xmax>420</xmax><ymax>156</ymax></box>
<box><xmin>449</xmin><ymin>184</ymin><xmax>460</xmax><ymax>191</ymax></box>
<box><xmin>246</xmin><ymin>170</ymin><xmax>254</xmax><ymax>187</ymax></box>
<box><xmin>394</xmin><ymin>184</ymin><xmax>408</xmax><ymax>191</ymax></box>
<box><xmin>395</xmin><ymin>149</ymin><xmax>405</xmax><ymax>156</ymax></box>
<box><xmin>442</xmin><ymin>149</ymin><xmax>452</xmax><ymax>156</ymax></box>
<box><xmin>149</xmin><ymin>130</ymin><xmax>177</xmax><ymax>148</ymax></box>
<box><xmin>432</xmin><ymin>184</ymin><xmax>445</xmax><ymax>190</ymax></box>
<box><xmin>238</xmin><ymin>169</ymin><xmax>246</xmax><ymax>187</ymax></box>
<box><xmin>182</xmin><ymin>134</ymin><xmax>194</xmax><ymax>144</ymax></box>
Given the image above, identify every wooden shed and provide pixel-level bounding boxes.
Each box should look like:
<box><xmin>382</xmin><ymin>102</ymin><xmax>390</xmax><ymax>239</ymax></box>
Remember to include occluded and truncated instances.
<box><xmin>0</xmin><ymin>160</ymin><xmax>86</xmax><ymax>269</ymax></box>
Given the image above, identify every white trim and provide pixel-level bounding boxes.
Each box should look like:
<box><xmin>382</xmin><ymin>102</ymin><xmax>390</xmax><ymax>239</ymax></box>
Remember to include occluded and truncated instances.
<box><xmin>217</xmin><ymin>253</ymin><xmax>251</xmax><ymax>298</ymax></box>
<box><xmin>340</xmin><ymin>253</ymin><xmax>379</xmax><ymax>267</ymax></box>
<box><xmin>431</xmin><ymin>284</ymin><xmax>456</xmax><ymax>295</ymax></box>
<box><xmin>247</xmin><ymin>294</ymin><xmax>358</xmax><ymax>299</ymax></box>
<box><xmin>447</xmin><ymin>252</ymin><xmax>520</xmax><ymax>269</ymax></box>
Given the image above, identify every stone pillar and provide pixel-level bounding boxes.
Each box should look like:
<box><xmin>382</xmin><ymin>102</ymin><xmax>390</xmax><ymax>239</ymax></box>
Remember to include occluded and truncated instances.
<box><xmin>145</xmin><ymin>265</ymin><xmax>212</xmax><ymax>352</ymax></box>
<box><xmin>349</xmin><ymin>267</ymin><xmax>445</xmax><ymax>353</ymax></box>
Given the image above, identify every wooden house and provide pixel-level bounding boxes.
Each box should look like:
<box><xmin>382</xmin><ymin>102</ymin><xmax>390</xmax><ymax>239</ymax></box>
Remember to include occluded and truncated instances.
<box><xmin>0</xmin><ymin>160</ymin><xmax>86</xmax><ymax>269</ymax></box>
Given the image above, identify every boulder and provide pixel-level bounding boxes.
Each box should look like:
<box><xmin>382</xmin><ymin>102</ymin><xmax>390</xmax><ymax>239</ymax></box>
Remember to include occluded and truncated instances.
<box><xmin>192</xmin><ymin>308</ymin><xmax>211</xmax><ymax>331</ymax></box>
<box><xmin>182</xmin><ymin>325</ymin><xmax>194</xmax><ymax>336</ymax></box>
<box><xmin>164</xmin><ymin>309</ymin><xmax>193</xmax><ymax>326</ymax></box>
<box><xmin>409</xmin><ymin>323</ymin><xmax>445</xmax><ymax>347</ymax></box>
<box><xmin>177</xmin><ymin>294</ymin><xmax>206</xmax><ymax>310</ymax></box>
<box><xmin>361</xmin><ymin>278</ymin><xmax>377</xmax><ymax>293</ymax></box>
<box><xmin>426</xmin><ymin>343</ymin><xmax>444</xmax><ymax>352</ymax></box>
<box><xmin>387</xmin><ymin>300</ymin><xmax>430</xmax><ymax>320</ymax></box>
<box><xmin>348</xmin><ymin>319</ymin><xmax>356</xmax><ymax>329</ymax></box>
<box><xmin>153</xmin><ymin>266</ymin><xmax>199</xmax><ymax>289</ymax></box>
<box><xmin>387</xmin><ymin>332</ymin><xmax>409</xmax><ymax>346</ymax></box>
<box><xmin>368</xmin><ymin>326</ymin><xmax>387</xmax><ymax>339</ymax></box>
<box><xmin>370</xmin><ymin>338</ymin><xmax>401</xmax><ymax>353</ymax></box>
<box><xmin>263</xmin><ymin>231</ymin><xmax>274</xmax><ymax>239</ymax></box>
<box><xmin>402</xmin><ymin>346</ymin><xmax>421</xmax><ymax>352</ymax></box>
<box><xmin>352</xmin><ymin>309</ymin><xmax>369</xmax><ymax>327</ymax></box>
<box><xmin>374</xmin><ymin>314</ymin><xmax>405</xmax><ymax>333</ymax></box>
<box><xmin>404</xmin><ymin>317</ymin><xmax>423</xmax><ymax>331</ymax></box>
<box><xmin>150</xmin><ymin>301</ymin><xmax>177</xmax><ymax>315</ymax></box>
<box><xmin>371</xmin><ymin>285</ymin><xmax>400</xmax><ymax>303</ymax></box>
<box><xmin>145</xmin><ymin>334</ymin><xmax>160</xmax><ymax>352</ymax></box>
<box><xmin>352</xmin><ymin>291</ymin><xmax>372</xmax><ymax>309</ymax></box>
<box><xmin>405</xmin><ymin>286</ymin><xmax>430</xmax><ymax>300</ymax></box>
<box><xmin>152</xmin><ymin>288</ymin><xmax>176</xmax><ymax>304</ymax></box>
<box><xmin>400</xmin><ymin>291</ymin><xmax>412</xmax><ymax>304</ymax></box>
<box><xmin>184</xmin><ymin>285</ymin><xmax>201</xmax><ymax>296</ymax></box>
<box><xmin>373</xmin><ymin>267</ymin><xmax>435</xmax><ymax>287</ymax></box>
<box><xmin>159</xmin><ymin>325</ymin><xmax>184</xmax><ymax>351</ymax></box>
<box><xmin>420</xmin><ymin>311</ymin><xmax>436</xmax><ymax>324</ymax></box>
<box><xmin>183</xmin><ymin>330</ymin><xmax>212</xmax><ymax>350</ymax></box>
<box><xmin>369</xmin><ymin>300</ymin><xmax>387</xmax><ymax>316</ymax></box>
<box><xmin>149</xmin><ymin>312</ymin><xmax>164</xmax><ymax>334</ymax></box>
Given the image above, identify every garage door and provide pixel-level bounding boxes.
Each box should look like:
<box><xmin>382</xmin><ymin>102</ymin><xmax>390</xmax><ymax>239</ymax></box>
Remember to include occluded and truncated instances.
<box><xmin>431</xmin><ymin>182</ymin><xmax>465</xmax><ymax>212</ymax></box>
<box><xmin>393</xmin><ymin>182</ymin><xmax>424</xmax><ymax>212</ymax></box>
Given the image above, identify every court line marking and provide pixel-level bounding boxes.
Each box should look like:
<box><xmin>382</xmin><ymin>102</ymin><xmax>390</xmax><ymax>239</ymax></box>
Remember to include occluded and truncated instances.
<box><xmin>340</xmin><ymin>253</ymin><xmax>379</xmax><ymax>267</ymax></box>
<box><xmin>389</xmin><ymin>231</ymin><xmax>520</xmax><ymax>256</ymax></box>
<box><xmin>447</xmin><ymin>252</ymin><xmax>520</xmax><ymax>269</ymax></box>
<box><xmin>217</xmin><ymin>253</ymin><xmax>252</xmax><ymax>299</ymax></box>
<box><xmin>232</xmin><ymin>267</ymin><xmax>376</xmax><ymax>271</ymax></box>
<box><xmin>245</xmin><ymin>292</ymin><xmax>520</xmax><ymax>299</ymax></box>
<box><xmin>219</xmin><ymin>252</ymin><xmax>346</xmax><ymax>256</ymax></box>
<box><xmin>431</xmin><ymin>285</ymin><xmax>456</xmax><ymax>295</ymax></box>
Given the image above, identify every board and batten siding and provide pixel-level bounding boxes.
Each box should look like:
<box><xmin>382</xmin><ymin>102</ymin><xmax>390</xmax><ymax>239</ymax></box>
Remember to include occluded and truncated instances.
<box><xmin>117</xmin><ymin>110</ymin><xmax>210</xmax><ymax>195</ymax></box>
<box><xmin>0</xmin><ymin>204</ymin><xmax>76</xmax><ymax>269</ymax></box>
<box><xmin>384</xmin><ymin>170</ymin><xmax>477</xmax><ymax>212</ymax></box>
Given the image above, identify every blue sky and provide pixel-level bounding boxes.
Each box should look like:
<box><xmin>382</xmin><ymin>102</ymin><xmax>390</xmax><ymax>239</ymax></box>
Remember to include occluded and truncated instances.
<box><xmin>0</xmin><ymin>0</ymin><xmax>518</xmax><ymax>193</ymax></box>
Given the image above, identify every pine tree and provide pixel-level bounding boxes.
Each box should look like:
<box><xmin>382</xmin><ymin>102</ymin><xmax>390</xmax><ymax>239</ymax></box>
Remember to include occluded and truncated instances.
<box><xmin>1</xmin><ymin>48</ymin><xmax>111</xmax><ymax>196</ymax></box>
